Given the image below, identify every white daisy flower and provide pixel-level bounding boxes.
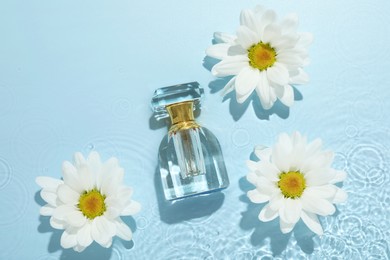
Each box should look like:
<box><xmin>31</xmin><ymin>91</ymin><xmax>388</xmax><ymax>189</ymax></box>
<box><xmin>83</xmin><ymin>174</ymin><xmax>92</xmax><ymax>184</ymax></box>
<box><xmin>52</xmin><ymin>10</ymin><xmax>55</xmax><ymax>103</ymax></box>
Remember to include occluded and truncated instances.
<box><xmin>246</xmin><ymin>132</ymin><xmax>347</xmax><ymax>235</ymax></box>
<box><xmin>206</xmin><ymin>6</ymin><xmax>312</xmax><ymax>109</ymax></box>
<box><xmin>36</xmin><ymin>152</ymin><xmax>141</xmax><ymax>252</ymax></box>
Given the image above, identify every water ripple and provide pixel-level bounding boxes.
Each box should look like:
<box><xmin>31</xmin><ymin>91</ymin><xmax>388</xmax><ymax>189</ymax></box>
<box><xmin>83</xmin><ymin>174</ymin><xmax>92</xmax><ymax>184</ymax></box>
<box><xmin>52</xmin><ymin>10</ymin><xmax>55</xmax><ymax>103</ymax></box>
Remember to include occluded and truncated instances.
<box><xmin>111</xmin><ymin>98</ymin><xmax>135</xmax><ymax>120</ymax></box>
<box><xmin>0</xmin><ymin>175</ymin><xmax>29</xmax><ymax>227</ymax></box>
<box><xmin>0</xmin><ymin>157</ymin><xmax>11</xmax><ymax>189</ymax></box>
<box><xmin>347</xmin><ymin>143</ymin><xmax>387</xmax><ymax>190</ymax></box>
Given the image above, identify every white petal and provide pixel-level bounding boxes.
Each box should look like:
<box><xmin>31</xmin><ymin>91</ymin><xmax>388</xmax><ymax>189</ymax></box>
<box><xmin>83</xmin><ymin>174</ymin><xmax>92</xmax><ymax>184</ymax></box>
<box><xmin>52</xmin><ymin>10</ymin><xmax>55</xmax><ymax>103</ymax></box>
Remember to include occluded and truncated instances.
<box><xmin>99</xmin><ymin>157</ymin><xmax>119</xmax><ymax>189</ymax></box>
<box><xmin>306</xmin><ymin>185</ymin><xmax>336</xmax><ymax>200</ymax></box>
<box><xmin>212</xmin><ymin>56</ymin><xmax>248</xmax><ymax>77</ymax></box>
<box><xmin>105</xmin><ymin>206</ymin><xmax>122</xmax><ymax>220</ymax></box>
<box><xmin>305</xmin><ymin>168</ymin><xmax>336</xmax><ymax>187</ymax></box>
<box><xmin>53</xmin><ymin>204</ymin><xmax>75</xmax><ymax>221</ymax></box>
<box><xmin>277</xmin><ymin>48</ymin><xmax>307</xmax><ymax>59</ymax></box>
<box><xmin>272</xmin><ymin>34</ymin><xmax>299</xmax><ymax>51</ymax></box>
<box><xmin>301</xmin><ymin>210</ymin><xmax>323</xmax><ymax>235</ymax></box>
<box><xmin>62</xmin><ymin>161</ymin><xmax>83</xmax><ymax>193</ymax></box>
<box><xmin>277</xmin><ymin>53</ymin><xmax>304</xmax><ymax>67</ymax></box>
<box><xmin>254</xmin><ymin>145</ymin><xmax>271</xmax><ymax>161</ymax></box>
<box><xmin>289</xmin><ymin>68</ymin><xmax>309</xmax><ymax>85</ymax></box>
<box><xmin>247</xmin><ymin>189</ymin><xmax>270</xmax><ymax>204</ymax></box>
<box><xmin>259</xmin><ymin>10</ymin><xmax>276</xmax><ymax>38</ymax></box>
<box><xmin>213</xmin><ymin>32</ymin><xmax>236</xmax><ymax>44</ymax></box>
<box><xmin>246</xmin><ymin>172</ymin><xmax>258</xmax><ymax>185</ymax></box>
<box><xmin>269</xmin><ymin>193</ymin><xmax>284</xmax><ymax>211</ymax></box>
<box><xmin>77</xmin><ymin>223</ymin><xmax>93</xmax><ymax>247</ymax></box>
<box><xmin>61</xmin><ymin>230</ymin><xmax>78</xmax><ymax>249</ymax></box>
<box><xmin>220</xmin><ymin>76</ymin><xmax>236</xmax><ymax>96</ymax></box>
<box><xmin>301</xmin><ymin>192</ymin><xmax>336</xmax><ymax>216</ymax></box>
<box><xmin>262</xmin><ymin>24</ymin><xmax>281</xmax><ymax>44</ymax></box>
<box><xmin>227</xmin><ymin>45</ymin><xmax>247</xmax><ymax>56</ymax></box>
<box><xmin>254</xmin><ymin>176</ymin><xmax>278</xmax><ymax>197</ymax></box>
<box><xmin>266</xmin><ymin>62</ymin><xmax>289</xmax><ymax>86</ymax></box>
<box><xmin>50</xmin><ymin>217</ymin><xmax>66</xmax><ymax>229</ymax></box>
<box><xmin>279</xmin><ymin>85</ymin><xmax>294</xmax><ymax>107</ymax></box>
<box><xmin>240</xmin><ymin>9</ymin><xmax>260</xmax><ymax>35</ymax></box>
<box><xmin>91</xmin><ymin>217</ymin><xmax>110</xmax><ymax>245</ymax></box>
<box><xmin>78</xmin><ymin>166</ymin><xmax>95</xmax><ymax>192</ymax></box>
<box><xmin>115</xmin><ymin>218</ymin><xmax>133</xmax><ymax>241</ymax></box>
<box><xmin>92</xmin><ymin>220</ymin><xmax>113</xmax><ymax>247</ymax></box>
<box><xmin>273</xmin><ymin>84</ymin><xmax>284</xmax><ymax>99</ymax></box>
<box><xmin>74</xmin><ymin>245</ymin><xmax>86</xmax><ymax>252</ymax></box>
<box><xmin>332</xmin><ymin>187</ymin><xmax>347</xmax><ymax>204</ymax></box>
<box><xmin>272</xmin><ymin>138</ymin><xmax>292</xmax><ymax>173</ymax></box>
<box><xmin>40</xmin><ymin>204</ymin><xmax>55</xmax><ymax>216</ymax></box>
<box><xmin>258</xmin><ymin>203</ymin><xmax>279</xmax><ymax>222</ymax></box>
<box><xmin>101</xmin><ymin>168</ymin><xmax>124</xmax><ymax>196</ymax></box>
<box><xmin>246</xmin><ymin>160</ymin><xmax>259</xmax><ymax>172</ymax></box>
<box><xmin>301</xmin><ymin>151</ymin><xmax>334</xmax><ymax>174</ymax></box>
<box><xmin>253</xmin><ymin>5</ymin><xmax>265</xmax><ymax>15</ymax></box>
<box><xmin>305</xmin><ymin>138</ymin><xmax>323</xmax><ymax>157</ymax></box>
<box><xmin>297</xmin><ymin>32</ymin><xmax>313</xmax><ymax>47</ymax></box>
<box><xmin>40</xmin><ymin>190</ymin><xmax>58</xmax><ymax>207</ymax></box>
<box><xmin>101</xmin><ymin>238</ymin><xmax>113</xmax><ymax>248</ymax></box>
<box><xmin>255</xmin><ymin>71</ymin><xmax>273</xmax><ymax>109</ymax></box>
<box><xmin>100</xmin><ymin>217</ymin><xmax>116</xmax><ymax>237</ymax></box>
<box><xmin>288</xmin><ymin>132</ymin><xmax>307</xmax><ymax>170</ymax></box>
<box><xmin>256</xmin><ymin>161</ymin><xmax>280</xmax><ymax>181</ymax></box>
<box><xmin>74</xmin><ymin>152</ymin><xmax>86</xmax><ymax>168</ymax></box>
<box><xmin>283</xmin><ymin>198</ymin><xmax>302</xmax><ymax>224</ymax></box>
<box><xmin>36</xmin><ymin>176</ymin><xmax>63</xmax><ymax>191</ymax></box>
<box><xmin>122</xmin><ymin>201</ymin><xmax>141</xmax><ymax>216</ymax></box>
<box><xmin>236</xmin><ymin>26</ymin><xmax>259</xmax><ymax>49</ymax></box>
<box><xmin>281</xmin><ymin>13</ymin><xmax>299</xmax><ymax>34</ymax></box>
<box><xmin>87</xmin><ymin>151</ymin><xmax>102</xmax><ymax>176</ymax></box>
<box><xmin>280</xmin><ymin>217</ymin><xmax>295</xmax><ymax>234</ymax></box>
<box><xmin>235</xmin><ymin>66</ymin><xmax>259</xmax><ymax>102</ymax></box>
<box><xmin>66</xmin><ymin>211</ymin><xmax>87</xmax><ymax>227</ymax></box>
<box><xmin>329</xmin><ymin>169</ymin><xmax>347</xmax><ymax>184</ymax></box>
<box><xmin>57</xmin><ymin>184</ymin><xmax>79</xmax><ymax>205</ymax></box>
<box><xmin>119</xmin><ymin>186</ymin><xmax>133</xmax><ymax>198</ymax></box>
<box><xmin>206</xmin><ymin>43</ymin><xmax>230</xmax><ymax>60</ymax></box>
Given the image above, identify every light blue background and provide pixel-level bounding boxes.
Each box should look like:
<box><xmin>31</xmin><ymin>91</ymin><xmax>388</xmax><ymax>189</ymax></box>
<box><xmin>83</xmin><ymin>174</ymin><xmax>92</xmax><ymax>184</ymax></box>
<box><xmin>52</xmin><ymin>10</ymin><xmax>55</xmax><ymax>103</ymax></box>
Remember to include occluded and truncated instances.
<box><xmin>0</xmin><ymin>0</ymin><xmax>389</xmax><ymax>259</ymax></box>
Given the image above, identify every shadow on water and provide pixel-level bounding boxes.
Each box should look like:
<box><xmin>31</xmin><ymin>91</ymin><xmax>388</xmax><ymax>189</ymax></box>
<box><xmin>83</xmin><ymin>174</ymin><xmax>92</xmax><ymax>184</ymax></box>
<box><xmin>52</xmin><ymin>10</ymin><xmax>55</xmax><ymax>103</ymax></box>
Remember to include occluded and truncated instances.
<box><xmin>35</xmin><ymin>190</ymin><xmax>137</xmax><ymax>259</ymax></box>
<box><xmin>239</xmin><ymin>151</ymin><xmax>316</xmax><ymax>256</ymax></box>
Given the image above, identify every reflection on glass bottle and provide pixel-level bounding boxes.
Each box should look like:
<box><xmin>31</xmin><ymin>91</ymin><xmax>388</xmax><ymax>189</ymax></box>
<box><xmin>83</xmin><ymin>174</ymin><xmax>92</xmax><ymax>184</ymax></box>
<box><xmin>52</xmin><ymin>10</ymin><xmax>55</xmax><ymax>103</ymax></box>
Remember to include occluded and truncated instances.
<box><xmin>151</xmin><ymin>82</ymin><xmax>229</xmax><ymax>200</ymax></box>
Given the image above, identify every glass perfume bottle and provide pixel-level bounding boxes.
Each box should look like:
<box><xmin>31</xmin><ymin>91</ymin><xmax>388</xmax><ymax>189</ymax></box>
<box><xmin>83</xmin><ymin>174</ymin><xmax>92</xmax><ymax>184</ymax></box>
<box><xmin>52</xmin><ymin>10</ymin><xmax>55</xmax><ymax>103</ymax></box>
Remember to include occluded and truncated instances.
<box><xmin>151</xmin><ymin>82</ymin><xmax>229</xmax><ymax>201</ymax></box>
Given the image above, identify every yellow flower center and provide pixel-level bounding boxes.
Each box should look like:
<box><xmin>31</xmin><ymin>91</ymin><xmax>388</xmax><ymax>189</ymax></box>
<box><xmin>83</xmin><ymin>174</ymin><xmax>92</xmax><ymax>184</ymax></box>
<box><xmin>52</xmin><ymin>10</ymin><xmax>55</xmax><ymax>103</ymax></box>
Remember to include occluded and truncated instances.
<box><xmin>78</xmin><ymin>189</ymin><xmax>106</xmax><ymax>219</ymax></box>
<box><xmin>248</xmin><ymin>42</ymin><xmax>276</xmax><ymax>71</ymax></box>
<box><xmin>278</xmin><ymin>171</ymin><xmax>306</xmax><ymax>199</ymax></box>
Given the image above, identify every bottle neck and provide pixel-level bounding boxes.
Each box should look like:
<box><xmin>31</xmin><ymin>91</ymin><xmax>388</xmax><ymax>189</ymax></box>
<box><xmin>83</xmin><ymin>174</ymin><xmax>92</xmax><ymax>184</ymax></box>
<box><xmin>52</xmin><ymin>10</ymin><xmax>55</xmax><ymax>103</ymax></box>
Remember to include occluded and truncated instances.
<box><xmin>166</xmin><ymin>101</ymin><xmax>200</xmax><ymax>134</ymax></box>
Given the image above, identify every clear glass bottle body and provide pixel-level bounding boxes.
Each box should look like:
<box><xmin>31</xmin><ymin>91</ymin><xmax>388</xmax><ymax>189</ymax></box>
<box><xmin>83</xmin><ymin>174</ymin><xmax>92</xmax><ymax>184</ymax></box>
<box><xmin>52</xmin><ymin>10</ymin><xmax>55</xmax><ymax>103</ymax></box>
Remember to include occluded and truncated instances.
<box><xmin>158</xmin><ymin>127</ymin><xmax>229</xmax><ymax>201</ymax></box>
